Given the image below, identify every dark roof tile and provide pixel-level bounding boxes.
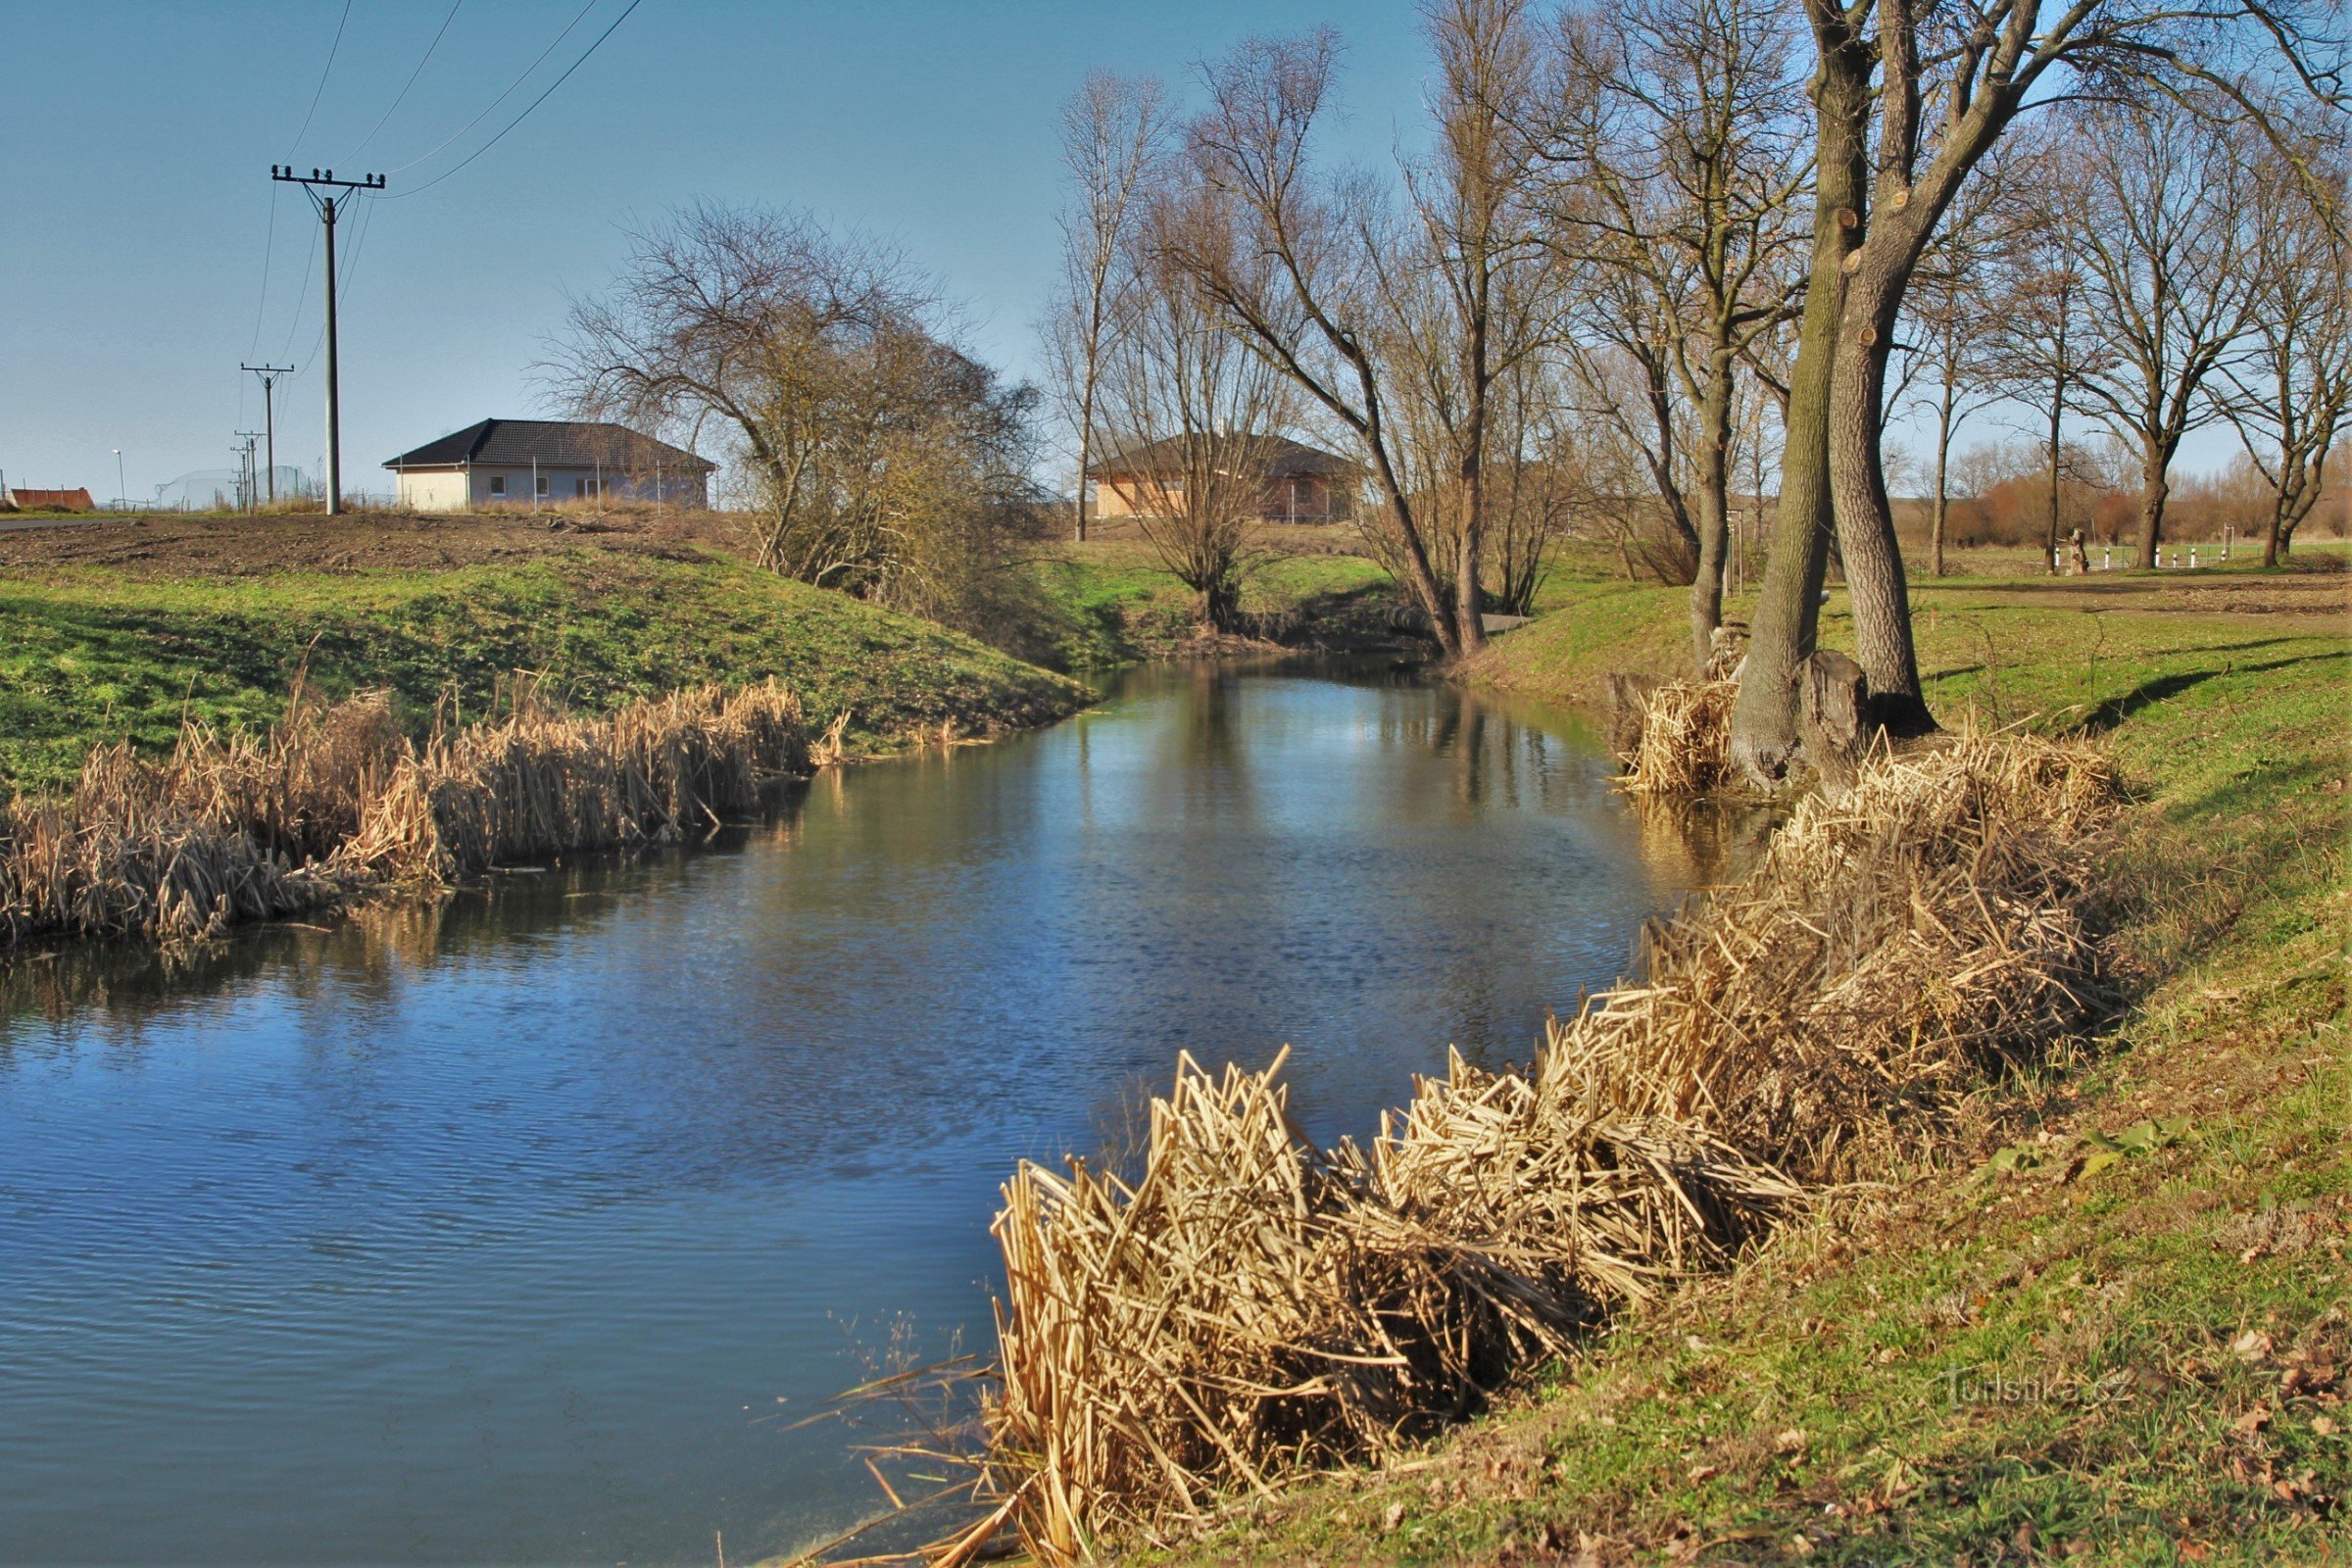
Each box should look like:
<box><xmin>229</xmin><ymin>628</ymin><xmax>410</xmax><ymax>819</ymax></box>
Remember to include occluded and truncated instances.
<box><xmin>384</xmin><ymin>418</ymin><xmax>713</xmax><ymax>471</ymax></box>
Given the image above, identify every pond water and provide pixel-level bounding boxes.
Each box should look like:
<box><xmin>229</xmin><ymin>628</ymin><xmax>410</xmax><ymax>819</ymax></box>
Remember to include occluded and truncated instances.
<box><xmin>0</xmin><ymin>661</ymin><xmax>1758</xmax><ymax>1566</ymax></box>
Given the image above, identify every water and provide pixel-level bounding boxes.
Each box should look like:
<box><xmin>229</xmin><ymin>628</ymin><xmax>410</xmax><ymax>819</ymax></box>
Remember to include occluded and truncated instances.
<box><xmin>0</xmin><ymin>661</ymin><xmax>1756</xmax><ymax>1566</ymax></box>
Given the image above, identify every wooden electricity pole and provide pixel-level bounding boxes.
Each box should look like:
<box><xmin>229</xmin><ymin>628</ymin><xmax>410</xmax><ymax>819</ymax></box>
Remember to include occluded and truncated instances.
<box><xmin>270</xmin><ymin>166</ymin><xmax>384</xmax><ymax>514</ymax></box>
<box><xmin>241</xmin><ymin>363</ymin><xmax>294</xmax><ymax>504</ymax></box>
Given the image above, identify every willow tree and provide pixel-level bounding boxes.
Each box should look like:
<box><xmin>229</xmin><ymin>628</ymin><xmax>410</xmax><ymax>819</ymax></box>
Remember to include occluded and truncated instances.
<box><xmin>1731</xmin><ymin>0</ymin><xmax>2347</xmax><ymax>782</ymax></box>
<box><xmin>1174</xmin><ymin>6</ymin><xmax>1559</xmax><ymax>660</ymax></box>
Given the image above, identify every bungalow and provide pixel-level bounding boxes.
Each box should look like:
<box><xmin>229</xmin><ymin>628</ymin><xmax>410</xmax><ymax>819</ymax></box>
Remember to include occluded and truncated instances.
<box><xmin>1089</xmin><ymin>434</ymin><xmax>1357</xmax><ymax>525</ymax></box>
<box><xmin>383</xmin><ymin>418</ymin><xmax>713</xmax><ymax>512</ymax></box>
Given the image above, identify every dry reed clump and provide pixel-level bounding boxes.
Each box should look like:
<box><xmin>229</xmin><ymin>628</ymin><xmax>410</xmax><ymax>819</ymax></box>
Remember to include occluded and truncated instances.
<box><xmin>1619</xmin><ymin>678</ymin><xmax>1738</xmax><ymax>794</ymax></box>
<box><xmin>341</xmin><ymin>680</ymin><xmax>808</xmax><ymax>884</ymax></box>
<box><xmin>983</xmin><ymin>728</ymin><xmax>2118</xmax><ymax>1560</ymax></box>
<box><xmin>0</xmin><ymin>679</ymin><xmax>812</xmax><ymax>952</ymax></box>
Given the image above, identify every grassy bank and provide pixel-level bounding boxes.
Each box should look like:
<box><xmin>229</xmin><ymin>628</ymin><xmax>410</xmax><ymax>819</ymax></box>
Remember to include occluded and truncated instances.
<box><xmin>0</xmin><ymin>548</ymin><xmax>1086</xmax><ymax>793</ymax></box>
<box><xmin>1152</xmin><ymin>563</ymin><xmax>2347</xmax><ymax>1565</ymax></box>
<box><xmin>1026</xmin><ymin>537</ymin><xmax>1403</xmax><ymax>668</ymax></box>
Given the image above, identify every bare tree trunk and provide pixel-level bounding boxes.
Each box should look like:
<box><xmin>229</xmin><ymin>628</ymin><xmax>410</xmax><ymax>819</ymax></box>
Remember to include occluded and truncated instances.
<box><xmin>1828</xmin><ymin>254</ymin><xmax>1931</xmax><ymax>732</ymax></box>
<box><xmin>1689</xmin><ymin>354</ymin><xmax>1734</xmax><ymax>672</ymax></box>
<box><xmin>2045</xmin><ymin>393</ymin><xmax>2064</xmax><ymax>572</ymax></box>
<box><xmin>1729</xmin><ymin>29</ymin><xmax>1867</xmax><ymax>785</ymax></box>
<box><xmin>1073</xmin><ymin>388</ymin><xmax>1094</xmax><ymax>543</ymax></box>
<box><xmin>2135</xmin><ymin>432</ymin><xmax>2172</xmax><ymax>568</ymax></box>
<box><xmin>1930</xmin><ymin>378</ymin><xmax>1953</xmax><ymax>576</ymax></box>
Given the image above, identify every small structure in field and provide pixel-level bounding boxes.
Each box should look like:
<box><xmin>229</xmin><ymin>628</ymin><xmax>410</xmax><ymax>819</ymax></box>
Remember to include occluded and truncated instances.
<box><xmin>4</xmin><ymin>487</ymin><xmax>95</xmax><ymax>513</ymax></box>
<box><xmin>1088</xmin><ymin>435</ymin><xmax>1357</xmax><ymax>525</ymax></box>
<box><xmin>383</xmin><ymin>418</ymin><xmax>713</xmax><ymax>512</ymax></box>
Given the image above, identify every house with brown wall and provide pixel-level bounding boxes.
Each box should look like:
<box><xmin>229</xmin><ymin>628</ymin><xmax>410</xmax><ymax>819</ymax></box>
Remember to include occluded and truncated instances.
<box><xmin>1088</xmin><ymin>435</ymin><xmax>1357</xmax><ymax>525</ymax></box>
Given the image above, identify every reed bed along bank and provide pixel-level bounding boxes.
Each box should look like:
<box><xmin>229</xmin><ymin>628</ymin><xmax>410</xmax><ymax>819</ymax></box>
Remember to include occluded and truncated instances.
<box><xmin>0</xmin><ymin>680</ymin><xmax>810</xmax><ymax>951</ymax></box>
<box><xmin>1617</xmin><ymin>676</ymin><xmax>1739</xmax><ymax>795</ymax></box>
<box><xmin>980</xmin><ymin>724</ymin><xmax>2118</xmax><ymax>1561</ymax></box>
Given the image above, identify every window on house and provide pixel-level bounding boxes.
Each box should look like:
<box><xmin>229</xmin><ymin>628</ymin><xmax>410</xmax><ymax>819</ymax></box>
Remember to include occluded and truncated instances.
<box><xmin>574</xmin><ymin>478</ymin><xmax>587</xmax><ymax>498</ymax></box>
<box><xmin>489</xmin><ymin>475</ymin><xmax>506</xmax><ymax>497</ymax></box>
<box><xmin>536</xmin><ymin>473</ymin><xmax>549</xmax><ymax>497</ymax></box>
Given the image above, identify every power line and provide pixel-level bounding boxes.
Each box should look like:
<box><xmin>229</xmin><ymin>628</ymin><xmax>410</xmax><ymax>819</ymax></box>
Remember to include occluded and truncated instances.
<box><xmin>383</xmin><ymin>0</ymin><xmax>647</xmax><ymax>198</ymax></box>
<box><xmin>251</xmin><ymin>0</ymin><xmax>353</xmax><ymax>377</ymax></box>
<box><xmin>384</xmin><ymin>0</ymin><xmax>647</xmax><ymax>199</ymax></box>
<box><xmin>381</xmin><ymin>0</ymin><xmax>602</xmax><ymax>176</ymax></box>
<box><xmin>350</xmin><ymin>0</ymin><xmax>467</xmax><ymax>159</ymax></box>
<box><xmin>288</xmin><ymin>0</ymin><xmax>356</xmax><ymax>156</ymax></box>
<box><xmin>247</xmin><ymin>183</ymin><xmax>281</xmax><ymax>359</ymax></box>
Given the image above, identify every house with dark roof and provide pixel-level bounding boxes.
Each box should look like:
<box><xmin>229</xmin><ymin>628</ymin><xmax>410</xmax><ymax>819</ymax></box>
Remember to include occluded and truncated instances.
<box><xmin>1088</xmin><ymin>434</ymin><xmax>1358</xmax><ymax>525</ymax></box>
<box><xmin>383</xmin><ymin>418</ymin><xmax>714</xmax><ymax>512</ymax></box>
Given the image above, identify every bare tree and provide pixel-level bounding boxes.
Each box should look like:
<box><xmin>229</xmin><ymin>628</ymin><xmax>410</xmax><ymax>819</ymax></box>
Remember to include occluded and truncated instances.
<box><xmin>1395</xmin><ymin>0</ymin><xmax>1558</xmax><ymax>647</ymax></box>
<box><xmin>1170</xmin><ymin>32</ymin><xmax>1467</xmax><ymax>654</ymax></box>
<box><xmin>2055</xmin><ymin>101</ymin><xmax>2260</xmax><ymax>570</ymax></box>
<box><xmin>1482</xmin><ymin>352</ymin><xmax>1590</xmax><ymax>612</ymax></box>
<box><xmin>1988</xmin><ymin>246</ymin><xmax>2107</xmax><ymax>572</ymax></box>
<box><xmin>2215</xmin><ymin>125</ymin><xmax>2352</xmax><ymax>564</ymax></box>
<box><xmin>1892</xmin><ymin>172</ymin><xmax>2006</xmax><ymax>575</ymax></box>
<box><xmin>1731</xmin><ymin>0</ymin><xmax>2346</xmax><ymax>780</ymax></box>
<box><xmin>551</xmin><ymin>202</ymin><xmax>1040</xmax><ymax>623</ymax></box>
<box><xmin>1542</xmin><ymin>0</ymin><xmax>1809</xmax><ymax>670</ymax></box>
<box><xmin>1560</xmin><ymin>322</ymin><xmax>1704</xmax><ymax>581</ymax></box>
<box><xmin>1096</xmin><ymin>188</ymin><xmax>1298</xmax><ymax>633</ymax></box>
<box><xmin>1044</xmin><ymin>73</ymin><xmax>1171</xmax><ymax>544</ymax></box>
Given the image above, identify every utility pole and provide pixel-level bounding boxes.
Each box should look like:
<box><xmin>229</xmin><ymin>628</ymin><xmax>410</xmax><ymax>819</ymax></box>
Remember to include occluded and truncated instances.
<box><xmin>241</xmin><ymin>363</ymin><xmax>295</xmax><ymax>504</ymax></box>
<box><xmin>234</xmin><ymin>433</ymin><xmax>263</xmax><ymax>514</ymax></box>
<box><xmin>270</xmin><ymin>166</ymin><xmax>385</xmax><ymax>515</ymax></box>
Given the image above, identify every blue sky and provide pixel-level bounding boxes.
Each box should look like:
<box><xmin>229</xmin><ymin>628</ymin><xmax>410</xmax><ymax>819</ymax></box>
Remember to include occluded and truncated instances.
<box><xmin>2</xmin><ymin>1</ymin><xmax>2232</xmax><ymax>504</ymax></box>
<box><xmin>1</xmin><ymin>1</ymin><xmax>1431</xmax><ymax>500</ymax></box>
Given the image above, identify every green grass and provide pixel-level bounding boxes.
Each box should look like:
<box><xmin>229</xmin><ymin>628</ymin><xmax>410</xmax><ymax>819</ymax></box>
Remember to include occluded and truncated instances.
<box><xmin>1159</xmin><ymin>564</ymin><xmax>2350</xmax><ymax>1566</ymax></box>
<box><xmin>0</xmin><ymin>552</ymin><xmax>1088</xmax><ymax>792</ymax></box>
<box><xmin>1025</xmin><ymin>542</ymin><xmax>1397</xmax><ymax>668</ymax></box>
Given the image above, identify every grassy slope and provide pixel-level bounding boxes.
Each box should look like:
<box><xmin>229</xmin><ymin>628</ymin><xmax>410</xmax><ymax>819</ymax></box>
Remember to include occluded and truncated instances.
<box><xmin>1165</xmin><ymin>563</ymin><xmax>2350</xmax><ymax>1566</ymax></box>
<box><xmin>0</xmin><ymin>551</ymin><xmax>1087</xmax><ymax>793</ymax></box>
<box><xmin>1027</xmin><ymin>540</ymin><xmax>1396</xmax><ymax>668</ymax></box>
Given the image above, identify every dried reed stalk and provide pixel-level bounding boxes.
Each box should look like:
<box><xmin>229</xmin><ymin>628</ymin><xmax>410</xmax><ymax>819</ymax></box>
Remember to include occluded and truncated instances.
<box><xmin>982</xmin><ymin>724</ymin><xmax>2116</xmax><ymax>1561</ymax></box>
<box><xmin>1619</xmin><ymin>678</ymin><xmax>1739</xmax><ymax>794</ymax></box>
<box><xmin>0</xmin><ymin>679</ymin><xmax>812</xmax><ymax>952</ymax></box>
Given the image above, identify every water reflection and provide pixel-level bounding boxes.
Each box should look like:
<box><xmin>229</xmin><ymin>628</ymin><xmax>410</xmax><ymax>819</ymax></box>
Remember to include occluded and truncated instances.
<box><xmin>0</xmin><ymin>660</ymin><xmax>1754</xmax><ymax>1566</ymax></box>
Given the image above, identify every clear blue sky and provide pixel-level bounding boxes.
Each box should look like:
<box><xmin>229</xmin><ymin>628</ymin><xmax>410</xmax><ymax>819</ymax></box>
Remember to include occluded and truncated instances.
<box><xmin>1</xmin><ymin>0</ymin><xmax>1431</xmax><ymax>500</ymax></box>
<box><xmin>2</xmin><ymin>1</ymin><xmax>2232</xmax><ymax>504</ymax></box>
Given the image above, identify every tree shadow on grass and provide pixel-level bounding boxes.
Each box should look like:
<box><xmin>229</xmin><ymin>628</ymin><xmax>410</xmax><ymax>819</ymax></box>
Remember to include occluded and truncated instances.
<box><xmin>2077</xmin><ymin>649</ymin><xmax>2350</xmax><ymax>736</ymax></box>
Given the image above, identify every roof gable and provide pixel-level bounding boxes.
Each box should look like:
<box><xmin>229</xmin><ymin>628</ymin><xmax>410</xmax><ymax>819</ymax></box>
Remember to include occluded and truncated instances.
<box><xmin>384</xmin><ymin>418</ymin><xmax>713</xmax><ymax>471</ymax></box>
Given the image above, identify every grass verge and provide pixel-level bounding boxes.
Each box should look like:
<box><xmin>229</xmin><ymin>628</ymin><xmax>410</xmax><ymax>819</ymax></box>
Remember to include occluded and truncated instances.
<box><xmin>1152</xmin><ymin>565</ymin><xmax>2347</xmax><ymax>1566</ymax></box>
<box><xmin>0</xmin><ymin>551</ymin><xmax>1086</xmax><ymax>793</ymax></box>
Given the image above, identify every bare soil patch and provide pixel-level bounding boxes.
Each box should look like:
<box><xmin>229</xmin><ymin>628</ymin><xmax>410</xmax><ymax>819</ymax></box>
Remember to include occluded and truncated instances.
<box><xmin>0</xmin><ymin>509</ymin><xmax>751</xmax><ymax>579</ymax></box>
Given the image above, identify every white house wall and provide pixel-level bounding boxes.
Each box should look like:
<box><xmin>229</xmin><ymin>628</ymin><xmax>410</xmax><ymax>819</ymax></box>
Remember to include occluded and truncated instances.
<box><xmin>392</xmin><ymin>466</ymin><xmax>710</xmax><ymax>512</ymax></box>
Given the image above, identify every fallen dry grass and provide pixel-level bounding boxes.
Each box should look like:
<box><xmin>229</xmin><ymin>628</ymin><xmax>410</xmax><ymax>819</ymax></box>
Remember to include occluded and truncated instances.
<box><xmin>0</xmin><ymin>678</ymin><xmax>809</xmax><ymax>950</ymax></box>
<box><xmin>979</xmin><ymin>721</ymin><xmax>2118</xmax><ymax>1562</ymax></box>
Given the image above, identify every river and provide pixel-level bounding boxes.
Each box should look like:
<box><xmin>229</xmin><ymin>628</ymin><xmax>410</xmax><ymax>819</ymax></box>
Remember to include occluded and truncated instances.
<box><xmin>0</xmin><ymin>660</ymin><xmax>1757</xmax><ymax>1566</ymax></box>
